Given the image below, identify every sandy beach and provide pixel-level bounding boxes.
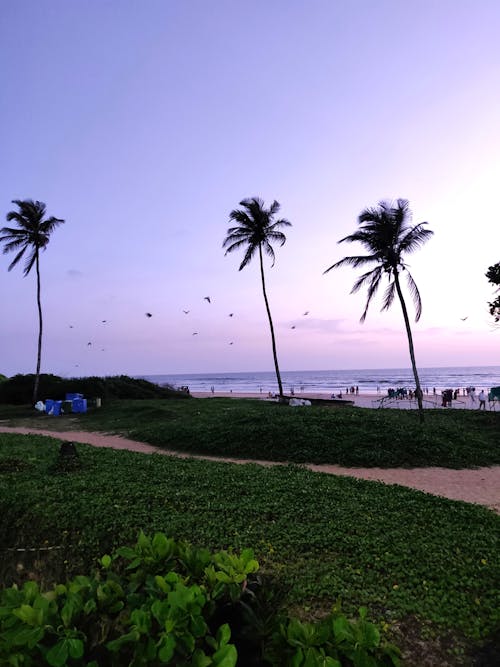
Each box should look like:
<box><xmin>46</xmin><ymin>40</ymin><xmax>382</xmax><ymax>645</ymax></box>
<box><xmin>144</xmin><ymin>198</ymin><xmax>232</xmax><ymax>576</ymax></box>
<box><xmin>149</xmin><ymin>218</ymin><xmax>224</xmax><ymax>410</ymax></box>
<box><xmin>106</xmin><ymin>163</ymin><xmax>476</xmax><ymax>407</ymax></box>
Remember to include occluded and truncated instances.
<box><xmin>190</xmin><ymin>391</ymin><xmax>491</xmax><ymax>410</ymax></box>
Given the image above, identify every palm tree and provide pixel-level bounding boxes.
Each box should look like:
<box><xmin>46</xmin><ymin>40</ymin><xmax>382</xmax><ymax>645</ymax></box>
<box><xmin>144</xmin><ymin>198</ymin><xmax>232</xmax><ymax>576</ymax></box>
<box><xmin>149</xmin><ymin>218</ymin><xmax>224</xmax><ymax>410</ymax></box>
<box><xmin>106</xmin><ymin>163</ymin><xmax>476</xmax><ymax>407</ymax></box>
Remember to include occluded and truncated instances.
<box><xmin>324</xmin><ymin>199</ymin><xmax>433</xmax><ymax>422</ymax></box>
<box><xmin>0</xmin><ymin>199</ymin><xmax>65</xmax><ymax>404</ymax></box>
<box><xmin>223</xmin><ymin>197</ymin><xmax>291</xmax><ymax>398</ymax></box>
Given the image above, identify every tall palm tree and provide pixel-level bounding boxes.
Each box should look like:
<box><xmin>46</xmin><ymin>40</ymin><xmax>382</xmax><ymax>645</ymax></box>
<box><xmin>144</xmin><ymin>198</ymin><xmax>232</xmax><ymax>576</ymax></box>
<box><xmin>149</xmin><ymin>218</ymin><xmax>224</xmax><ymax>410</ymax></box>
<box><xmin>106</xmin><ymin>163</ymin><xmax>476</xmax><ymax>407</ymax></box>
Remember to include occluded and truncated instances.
<box><xmin>324</xmin><ymin>199</ymin><xmax>433</xmax><ymax>422</ymax></box>
<box><xmin>0</xmin><ymin>199</ymin><xmax>65</xmax><ymax>404</ymax></box>
<box><xmin>223</xmin><ymin>197</ymin><xmax>291</xmax><ymax>398</ymax></box>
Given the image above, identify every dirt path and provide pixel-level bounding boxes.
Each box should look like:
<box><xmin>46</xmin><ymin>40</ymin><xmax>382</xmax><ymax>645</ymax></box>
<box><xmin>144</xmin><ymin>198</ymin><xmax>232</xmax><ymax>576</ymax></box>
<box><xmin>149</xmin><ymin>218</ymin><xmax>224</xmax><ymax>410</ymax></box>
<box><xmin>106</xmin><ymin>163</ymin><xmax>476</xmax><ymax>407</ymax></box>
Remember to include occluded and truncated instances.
<box><xmin>1</xmin><ymin>426</ymin><xmax>499</xmax><ymax>514</ymax></box>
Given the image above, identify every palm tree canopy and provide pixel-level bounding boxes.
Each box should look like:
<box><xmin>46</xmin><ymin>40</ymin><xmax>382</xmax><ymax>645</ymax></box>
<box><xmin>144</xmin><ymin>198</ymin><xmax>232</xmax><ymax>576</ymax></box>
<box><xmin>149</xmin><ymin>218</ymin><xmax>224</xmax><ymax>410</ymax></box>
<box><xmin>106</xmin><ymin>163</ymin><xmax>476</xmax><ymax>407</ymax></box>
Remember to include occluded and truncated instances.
<box><xmin>0</xmin><ymin>199</ymin><xmax>65</xmax><ymax>275</ymax></box>
<box><xmin>324</xmin><ymin>199</ymin><xmax>433</xmax><ymax>322</ymax></box>
<box><xmin>223</xmin><ymin>197</ymin><xmax>291</xmax><ymax>270</ymax></box>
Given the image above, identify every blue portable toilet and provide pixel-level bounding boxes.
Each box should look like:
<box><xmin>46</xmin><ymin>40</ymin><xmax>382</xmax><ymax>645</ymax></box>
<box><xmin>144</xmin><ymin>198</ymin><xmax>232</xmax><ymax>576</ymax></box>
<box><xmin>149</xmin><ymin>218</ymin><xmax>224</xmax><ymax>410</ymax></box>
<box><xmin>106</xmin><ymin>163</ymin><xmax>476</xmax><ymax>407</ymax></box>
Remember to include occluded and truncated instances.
<box><xmin>52</xmin><ymin>401</ymin><xmax>62</xmax><ymax>416</ymax></box>
<box><xmin>72</xmin><ymin>398</ymin><xmax>87</xmax><ymax>413</ymax></box>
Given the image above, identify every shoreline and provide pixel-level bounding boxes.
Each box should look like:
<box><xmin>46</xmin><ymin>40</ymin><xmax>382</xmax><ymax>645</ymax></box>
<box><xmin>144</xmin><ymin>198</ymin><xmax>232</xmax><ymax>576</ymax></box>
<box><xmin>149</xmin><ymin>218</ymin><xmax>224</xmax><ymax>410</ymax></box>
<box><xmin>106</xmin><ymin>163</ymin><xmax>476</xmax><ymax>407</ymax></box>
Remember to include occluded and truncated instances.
<box><xmin>190</xmin><ymin>391</ymin><xmax>486</xmax><ymax>410</ymax></box>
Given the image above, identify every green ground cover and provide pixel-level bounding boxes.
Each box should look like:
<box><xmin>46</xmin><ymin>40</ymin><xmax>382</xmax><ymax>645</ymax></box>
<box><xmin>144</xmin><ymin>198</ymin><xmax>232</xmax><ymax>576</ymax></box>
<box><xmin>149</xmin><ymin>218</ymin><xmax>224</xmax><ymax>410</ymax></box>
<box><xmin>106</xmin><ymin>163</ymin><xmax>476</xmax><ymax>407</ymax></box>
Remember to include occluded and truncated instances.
<box><xmin>1</xmin><ymin>397</ymin><xmax>499</xmax><ymax>468</ymax></box>
<box><xmin>1</xmin><ymin>433</ymin><xmax>499</xmax><ymax>664</ymax></box>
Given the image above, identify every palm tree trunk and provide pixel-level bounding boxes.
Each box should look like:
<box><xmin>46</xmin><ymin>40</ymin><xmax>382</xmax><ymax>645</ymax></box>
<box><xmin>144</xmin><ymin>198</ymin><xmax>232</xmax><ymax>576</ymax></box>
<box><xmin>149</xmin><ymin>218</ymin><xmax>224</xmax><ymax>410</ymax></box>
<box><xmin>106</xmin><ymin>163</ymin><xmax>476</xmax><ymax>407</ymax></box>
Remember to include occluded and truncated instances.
<box><xmin>258</xmin><ymin>244</ymin><xmax>284</xmax><ymax>398</ymax></box>
<box><xmin>32</xmin><ymin>252</ymin><xmax>43</xmax><ymax>405</ymax></box>
<box><xmin>394</xmin><ymin>272</ymin><xmax>424</xmax><ymax>422</ymax></box>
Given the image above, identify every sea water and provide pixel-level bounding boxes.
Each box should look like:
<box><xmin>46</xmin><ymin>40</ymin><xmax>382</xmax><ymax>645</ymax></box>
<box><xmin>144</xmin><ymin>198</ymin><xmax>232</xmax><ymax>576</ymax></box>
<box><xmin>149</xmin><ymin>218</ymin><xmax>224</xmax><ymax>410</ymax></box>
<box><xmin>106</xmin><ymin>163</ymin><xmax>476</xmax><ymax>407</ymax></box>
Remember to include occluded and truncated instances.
<box><xmin>140</xmin><ymin>366</ymin><xmax>500</xmax><ymax>395</ymax></box>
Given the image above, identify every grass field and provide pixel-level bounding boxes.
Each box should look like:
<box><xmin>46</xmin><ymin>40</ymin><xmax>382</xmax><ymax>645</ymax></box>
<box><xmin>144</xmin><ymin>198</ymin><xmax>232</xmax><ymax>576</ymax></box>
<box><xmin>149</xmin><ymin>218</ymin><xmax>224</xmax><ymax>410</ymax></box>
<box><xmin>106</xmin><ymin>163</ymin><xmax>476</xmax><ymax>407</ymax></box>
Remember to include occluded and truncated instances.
<box><xmin>1</xmin><ymin>397</ymin><xmax>499</xmax><ymax>467</ymax></box>
<box><xmin>1</xmin><ymin>399</ymin><xmax>499</xmax><ymax>664</ymax></box>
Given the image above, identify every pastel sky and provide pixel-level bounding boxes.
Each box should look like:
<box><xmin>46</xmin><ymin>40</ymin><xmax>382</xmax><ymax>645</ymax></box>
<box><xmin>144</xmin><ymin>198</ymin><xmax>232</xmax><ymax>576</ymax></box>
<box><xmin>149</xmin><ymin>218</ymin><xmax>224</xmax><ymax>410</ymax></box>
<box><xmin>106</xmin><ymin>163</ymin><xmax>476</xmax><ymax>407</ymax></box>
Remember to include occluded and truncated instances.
<box><xmin>1</xmin><ymin>0</ymin><xmax>499</xmax><ymax>378</ymax></box>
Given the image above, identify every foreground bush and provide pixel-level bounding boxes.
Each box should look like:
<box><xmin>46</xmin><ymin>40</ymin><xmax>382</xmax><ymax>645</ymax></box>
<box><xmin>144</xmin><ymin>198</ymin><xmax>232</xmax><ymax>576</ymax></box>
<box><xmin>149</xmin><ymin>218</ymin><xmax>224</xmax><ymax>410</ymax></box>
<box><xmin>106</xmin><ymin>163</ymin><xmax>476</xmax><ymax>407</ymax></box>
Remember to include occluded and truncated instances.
<box><xmin>0</xmin><ymin>532</ymin><xmax>399</xmax><ymax>666</ymax></box>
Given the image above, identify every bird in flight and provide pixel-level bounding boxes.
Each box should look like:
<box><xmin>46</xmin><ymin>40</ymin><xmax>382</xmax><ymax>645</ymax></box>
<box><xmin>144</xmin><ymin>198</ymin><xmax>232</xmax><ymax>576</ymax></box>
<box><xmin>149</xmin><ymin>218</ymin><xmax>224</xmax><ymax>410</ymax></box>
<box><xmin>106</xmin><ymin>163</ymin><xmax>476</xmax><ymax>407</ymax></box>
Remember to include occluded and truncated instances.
<box><xmin>303</xmin><ymin>311</ymin><xmax>309</xmax><ymax>316</ymax></box>
<box><xmin>145</xmin><ymin>312</ymin><xmax>152</xmax><ymax>318</ymax></box>
<box><xmin>460</xmin><ymin>316</ymin><xmax>468</xmax><ymax>321</ymax></box>
<box><xmin>192</xmin><ymin>332</ymin><xmax>199</xmax><ymax>336</ymax></box>
<box><xmin>69</xmin><ymin>325</ymin><xmax>74</xmax><ymax>328</ymax></box>
<box><xmin>204</xmin><ymin>296</ymin><xmax>211</xmax><ymax>303</ymax></box>
<box><xmin>291</xmin><ymin>325</ymin><xmax>296</xmax><ymax>330</ymax></box>
<box><xmin>101</xmin><ymin>320</ymin><xmax>107</xmax><ymax>324</ymax></box>
<box><xmin>87</xmin><ymin>342</ymin><xmax>92</xmax><ymax>346</ymax></box>
<box><xmin>228</xmin><ymin>313</ymin><xmax>234</xmax><ymax>317</ymax></box>
<box><xmin>229</xmin><ymin>341</ymin><xmax>234</xmax><ymax>345</ymax></box>
<box><xmin>183</xmin><ymin>310</ymin><xmax>190</xmax><ymax>314</ymax></box>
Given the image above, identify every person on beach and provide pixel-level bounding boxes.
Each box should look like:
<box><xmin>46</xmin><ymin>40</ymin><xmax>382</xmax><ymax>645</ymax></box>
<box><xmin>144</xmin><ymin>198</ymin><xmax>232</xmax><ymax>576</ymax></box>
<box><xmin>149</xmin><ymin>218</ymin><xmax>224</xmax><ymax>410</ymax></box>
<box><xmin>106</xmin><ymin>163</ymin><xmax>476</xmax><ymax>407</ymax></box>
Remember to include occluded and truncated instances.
<box><xmin>469</xmin><ymin>387</ymin><xmax>476</xmax><ymax>403</ymax></box>
<box><xmin>478</xmin><ymin>390</ymin><xmax>486</xmax><ymax>410</ymax></box>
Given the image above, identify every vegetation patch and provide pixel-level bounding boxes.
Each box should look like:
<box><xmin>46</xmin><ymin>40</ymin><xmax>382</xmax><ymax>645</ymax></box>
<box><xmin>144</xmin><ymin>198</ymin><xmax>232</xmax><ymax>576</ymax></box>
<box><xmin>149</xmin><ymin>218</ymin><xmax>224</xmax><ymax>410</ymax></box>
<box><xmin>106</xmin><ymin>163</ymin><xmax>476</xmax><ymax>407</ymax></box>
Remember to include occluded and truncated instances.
<box><xmin>2</xmin><ymin>397</ymin><xmax>498</xmax><ymax>468</ymax></box>
<box><xmin>0</xmin><ymin>433</ymin><xmax>498</xmax><ymax>665</ymax></box>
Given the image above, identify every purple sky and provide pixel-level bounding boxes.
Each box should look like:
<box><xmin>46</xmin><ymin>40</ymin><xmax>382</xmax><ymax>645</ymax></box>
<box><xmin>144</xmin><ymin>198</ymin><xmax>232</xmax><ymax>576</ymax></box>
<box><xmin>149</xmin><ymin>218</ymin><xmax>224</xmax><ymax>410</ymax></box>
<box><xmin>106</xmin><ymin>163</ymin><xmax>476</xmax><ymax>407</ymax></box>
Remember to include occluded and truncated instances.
<box><xmin>1</xmin><ymin>0</ymin><xmax>499</xmax><ymax>377</ymax></box>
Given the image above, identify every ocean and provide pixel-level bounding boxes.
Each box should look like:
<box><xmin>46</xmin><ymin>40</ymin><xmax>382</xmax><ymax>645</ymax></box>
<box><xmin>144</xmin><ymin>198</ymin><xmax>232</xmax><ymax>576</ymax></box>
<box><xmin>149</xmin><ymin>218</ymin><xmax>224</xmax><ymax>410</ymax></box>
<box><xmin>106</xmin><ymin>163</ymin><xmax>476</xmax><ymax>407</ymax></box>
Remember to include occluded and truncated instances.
<box><xmin>140</xmin><ymin>366</ymin><xmax>500</xmax><ymax>395</ymax></box>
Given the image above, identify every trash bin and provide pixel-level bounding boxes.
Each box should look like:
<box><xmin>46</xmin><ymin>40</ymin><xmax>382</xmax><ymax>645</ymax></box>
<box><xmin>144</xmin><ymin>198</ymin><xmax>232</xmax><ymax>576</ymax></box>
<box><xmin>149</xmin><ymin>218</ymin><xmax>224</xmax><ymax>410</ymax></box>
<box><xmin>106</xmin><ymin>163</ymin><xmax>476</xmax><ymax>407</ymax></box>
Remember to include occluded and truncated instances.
<box><xmin>72</xmin><ymin>398</ymin><xmax>87</xmax><ymax>413</ymax></box>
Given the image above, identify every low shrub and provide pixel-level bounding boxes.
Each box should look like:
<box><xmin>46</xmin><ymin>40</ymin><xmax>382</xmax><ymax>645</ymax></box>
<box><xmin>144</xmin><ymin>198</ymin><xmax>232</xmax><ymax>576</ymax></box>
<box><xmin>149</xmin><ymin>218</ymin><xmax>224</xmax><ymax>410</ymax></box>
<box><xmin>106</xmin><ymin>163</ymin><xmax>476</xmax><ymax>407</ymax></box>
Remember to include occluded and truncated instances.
<box><xmin>0</xmin><ymin>532</ymin><xmax>399</xmax><ymax>666</ymax></box>
<box><xmin>0</xmin><ymin>374</ymin><xmax>190</xmax><ymax>405</ymax></box>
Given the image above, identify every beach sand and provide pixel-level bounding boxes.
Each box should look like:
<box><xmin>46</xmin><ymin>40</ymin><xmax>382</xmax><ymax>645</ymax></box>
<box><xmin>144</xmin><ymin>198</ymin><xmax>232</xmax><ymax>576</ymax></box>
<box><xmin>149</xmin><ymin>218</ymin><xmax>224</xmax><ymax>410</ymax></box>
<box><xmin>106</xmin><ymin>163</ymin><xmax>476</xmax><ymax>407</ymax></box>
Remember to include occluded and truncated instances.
<box><xmin>190</xmin><ymin>391</ymin><xmax>482</xmax><ymax>410</ymax></box>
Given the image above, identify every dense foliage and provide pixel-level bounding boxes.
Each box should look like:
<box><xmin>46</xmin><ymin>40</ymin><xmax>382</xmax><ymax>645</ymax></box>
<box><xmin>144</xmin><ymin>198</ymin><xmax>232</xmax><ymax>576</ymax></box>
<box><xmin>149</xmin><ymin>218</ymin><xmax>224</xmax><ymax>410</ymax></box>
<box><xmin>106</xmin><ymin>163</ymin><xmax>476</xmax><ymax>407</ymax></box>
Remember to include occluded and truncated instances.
<box><xmin>0</xmin><ymin>531</ymin><xmax>400</xmax><ymax>666</ymax></box>
<box><xmin>0</xmin><ymin>374</ymin><xmax>190</xmax><ymax>405</ymax></box>
<box><xmin>0</xmin><ymin>433</ymin><xmax>498</xmax><ymax>663</ymax></box>
<box><xmin>486</xmin><ymin>261</ymin><xmax>500</xmax><ymax>322</ymax></box>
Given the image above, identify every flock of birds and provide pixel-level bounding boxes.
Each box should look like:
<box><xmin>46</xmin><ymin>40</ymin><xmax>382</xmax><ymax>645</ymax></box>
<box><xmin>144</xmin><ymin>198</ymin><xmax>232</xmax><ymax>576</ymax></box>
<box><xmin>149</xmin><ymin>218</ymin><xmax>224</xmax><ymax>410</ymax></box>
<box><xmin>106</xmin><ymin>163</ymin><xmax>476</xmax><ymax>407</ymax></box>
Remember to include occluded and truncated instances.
<box><xmin>67</xmin><ymin>297</ymin><xmax>312</xmax><ymax>366</ymax></box>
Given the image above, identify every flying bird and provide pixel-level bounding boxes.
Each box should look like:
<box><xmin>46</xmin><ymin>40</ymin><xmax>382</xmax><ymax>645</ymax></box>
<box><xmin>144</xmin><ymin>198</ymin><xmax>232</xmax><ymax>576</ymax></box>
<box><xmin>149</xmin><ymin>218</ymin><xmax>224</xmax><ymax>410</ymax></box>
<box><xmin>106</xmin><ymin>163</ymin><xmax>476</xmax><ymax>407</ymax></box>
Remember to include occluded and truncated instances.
<box><xmin>291</xmin><ymin>326</ymin><xmax>296</xmax><ymax>330</ymax></box>
<box><xmin>183</xmin><ymin>310</ymin><xmax>190</xmax><ymax>314</ymax></box>
<box><xmin>229</xmin><ymin>341</ymin><xmax>234</xmax><ymax>345</ymax></box>
<box><xmin>145</xmin><ymin>312</ymin><xmax>152</xmax><ymax>318</ymax></box>
<box><xmin>460</xmin><ymin>316</ymin><xmax>468</xmax><ymax>321</ymax></box>
<box><xmin>303</xmin><ymin>311</ymin><xmax>309</xmax><ymax>316</ymax></box>
<box><xmin>228</xmin><ymin>313</ymin><xmax>234</xmax><ymax>317</ymax></box>
<box><xmin>87</xmin><ymin>342</ymin><xmax>92</xmax><ymax>346</ymax></box>
<box><xmin>192</xmin><ymin>332</ymin><xmax>199</xmax><ymax>335</ymax></box>
<box><xmin>204</xmin><ymin>296</ymin><xmax>211</xmax><ymax>303</ymax></box>
<box><xmin>101</xmin><ymin>320</ymin><xmax>107</xmax><ymax>323</ymax></box>
<box><xmin>69</xmin><ymin>325</ymin><xmax>74</xmax><ymax>328</ymax></box>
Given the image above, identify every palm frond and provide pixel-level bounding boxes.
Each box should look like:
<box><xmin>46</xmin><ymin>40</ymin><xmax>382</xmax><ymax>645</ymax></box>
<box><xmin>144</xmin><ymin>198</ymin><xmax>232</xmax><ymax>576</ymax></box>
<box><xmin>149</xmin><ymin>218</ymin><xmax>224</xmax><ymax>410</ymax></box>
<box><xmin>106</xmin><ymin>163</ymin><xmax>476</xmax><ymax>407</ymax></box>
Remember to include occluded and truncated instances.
<box><xmin>360</xmin><ymin>270</ymin><xmax>383</xmax><ymax>323</ymax></box>
<box><xmin>262</xmin><ymin>241</ymin><xmax>277</xmax><ymax>267</ymax></box>
<box><xmin>239</xmin><ymin>244</ymin><xmax>257</xmax><ymax>271</ymax></box>
<box><xmin>381</xmin><ymin>280</ymin><xmax>396</xmax><ymax>312</ymax></box>
<box><xmin>398</xmin><ymin>223</ymin><xmax>434</xmax><ymax>254</ymax></box>
<box><xmin>324</xmin><ymin>254</ymin><xmax>378</xmax><ymax>273</ymax></box>
<box><xmin>350</xmin><ymin>267</ymin><xmax>382</xmax><ymax>294</ymax></box>
<box><xmin>406</xmin><ymin>270</ymin><xmax>423</xmax><ymax>321</ymax></box>
<box><xmin>223</xmin><ymin>238</ymin><xmax>251</xmax><ymax>255</ymax></box>
<box><xmin>23</xmin><ymin>248</ymin><xmax>37</xmax><ymax>276</ymax></box>
<box><xmin>7</xmin><ymin>245</ymin><xmax>27</xmax><ymax>271</ymax></box>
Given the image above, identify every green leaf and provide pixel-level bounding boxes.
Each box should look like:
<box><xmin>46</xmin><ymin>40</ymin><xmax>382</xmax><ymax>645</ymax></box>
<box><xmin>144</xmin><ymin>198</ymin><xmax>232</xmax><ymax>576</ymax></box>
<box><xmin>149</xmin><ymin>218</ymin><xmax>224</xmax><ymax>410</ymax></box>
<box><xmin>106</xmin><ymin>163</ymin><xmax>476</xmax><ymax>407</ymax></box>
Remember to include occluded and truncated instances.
<box><xmin>13</xmin><ymin>604</ymin><xmax>43</xmax><ymax>627</ymax></box>
<box><xmin>46</xmin><ymin>639</ymin><xmax>69</xmax><ymax>667</ymax></box>
<box><xmin>192</xmin><ymin>648</ymin><xmax>212</xmax><ymax>667</ymax></box>
<box><xmin>158</xmin><ymin>634</ymin><xmax>176</xmax><ymax>662</ymax></box>
<box><xmin>67</xmin><ymin>638</ymin><xmax>84</xmax><ymax>659</ymax></box>
<box><xmin>212</xmin><ymin>642</ymin><xmax>237</xmax><ymax>667</ymax></box>
<box><xmin>152</xmin><ymin>532</ymin><xmax>172</xmax><ymax>558</ymax></box>
<box><xmin>216</xmin><ymin>623</ymin><xmax>231</xmax><ymax>647</ymax></box>
<box><xmin>100</xmin><ymin>554</ymin><xmax>112</xmax><ymax>569</ymax></box>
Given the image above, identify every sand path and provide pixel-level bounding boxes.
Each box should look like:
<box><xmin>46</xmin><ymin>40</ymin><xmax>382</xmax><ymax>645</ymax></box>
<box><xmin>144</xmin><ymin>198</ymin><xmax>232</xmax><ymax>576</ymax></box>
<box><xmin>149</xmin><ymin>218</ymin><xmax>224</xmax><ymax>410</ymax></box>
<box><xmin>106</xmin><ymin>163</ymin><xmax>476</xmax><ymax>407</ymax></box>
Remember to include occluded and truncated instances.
<box><xmin>1</xmin><ymin>426</ymin><xmax>499</xmax><ymax>514</ymax></box>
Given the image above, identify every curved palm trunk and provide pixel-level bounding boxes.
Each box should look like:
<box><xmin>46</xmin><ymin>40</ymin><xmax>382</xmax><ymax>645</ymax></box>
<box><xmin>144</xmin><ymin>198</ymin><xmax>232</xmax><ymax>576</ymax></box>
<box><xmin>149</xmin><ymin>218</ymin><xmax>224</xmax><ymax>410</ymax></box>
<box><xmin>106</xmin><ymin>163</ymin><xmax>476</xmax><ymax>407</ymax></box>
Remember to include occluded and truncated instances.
<box><xmin>258</xmin><ymin>244</ymin><xmax>284</xmax><ymax>398</ymax></box>
<box><xmin>33</xmin><ymin>252</ymin><xmax>43</xmax><ymax>405</ymax></box>
<box><xmin>394</xmin><ymin>271</ymin><xmax>424</xmax><ymax>423</ymax></box>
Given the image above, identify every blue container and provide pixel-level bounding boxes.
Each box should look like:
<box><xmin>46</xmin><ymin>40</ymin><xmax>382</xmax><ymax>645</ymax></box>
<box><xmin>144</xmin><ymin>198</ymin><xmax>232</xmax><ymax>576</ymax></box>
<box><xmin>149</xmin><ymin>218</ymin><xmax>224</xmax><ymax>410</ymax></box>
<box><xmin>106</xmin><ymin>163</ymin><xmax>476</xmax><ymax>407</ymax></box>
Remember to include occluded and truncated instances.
<box><xmin>66</xmin><ymin>393</ymin><xmax>83</xmax><ymax>401</ymax></box>
<box><xmin>72</xmin><ymin>398</ymin><xmax>87</xmax><ymax>413</ymax></box>
<box><xmin>45</xmin><ymin>399</ymin><xmax>62</xmax><ymax>416</ymax></box>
